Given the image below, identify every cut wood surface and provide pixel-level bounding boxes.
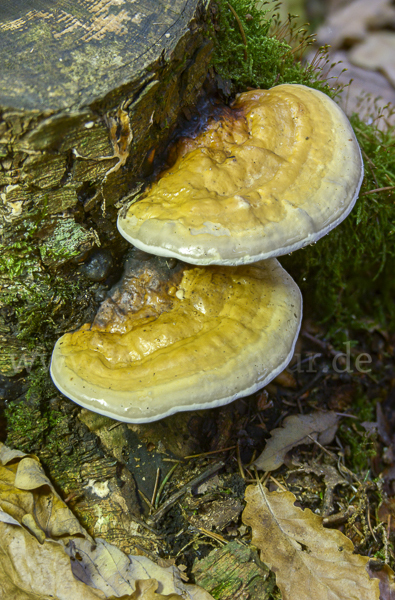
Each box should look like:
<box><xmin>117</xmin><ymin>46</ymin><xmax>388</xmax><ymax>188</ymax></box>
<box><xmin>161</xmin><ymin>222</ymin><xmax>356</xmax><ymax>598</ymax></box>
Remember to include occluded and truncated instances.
<box><xmin>0</xmin><ymin>0</ymin><xmax>210</xmax><ymax>111</ymax></box>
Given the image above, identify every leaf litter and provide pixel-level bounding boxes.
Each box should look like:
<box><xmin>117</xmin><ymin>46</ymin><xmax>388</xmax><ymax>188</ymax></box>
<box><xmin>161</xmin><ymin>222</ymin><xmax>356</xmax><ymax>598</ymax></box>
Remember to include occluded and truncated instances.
<box><xmin>253</xmin><ymin>411</ymin><xmax>340</xmax><ymax>472</ymax></box>
<box><xmin>0</xmin><ymin>442</ymin><xmax>214</xmax><ymax>600</ymax></box>
<box><xmin>242</xmin><ymin>482</ymin><xmax>381</xmax><ymax>600</ymax></box>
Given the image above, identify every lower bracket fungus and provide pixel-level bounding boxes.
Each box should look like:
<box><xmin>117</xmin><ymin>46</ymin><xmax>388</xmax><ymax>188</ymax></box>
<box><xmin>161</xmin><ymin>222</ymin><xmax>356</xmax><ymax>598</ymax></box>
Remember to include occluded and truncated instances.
<box><xmin>118</xmin><ymin>84</ymin><xmax>363</xmax><ymax>266</ymax></box>
<box><xmin>50</xmin><ymin>252</ymin><xmax>302</xmax><ymax>423</ymax></box>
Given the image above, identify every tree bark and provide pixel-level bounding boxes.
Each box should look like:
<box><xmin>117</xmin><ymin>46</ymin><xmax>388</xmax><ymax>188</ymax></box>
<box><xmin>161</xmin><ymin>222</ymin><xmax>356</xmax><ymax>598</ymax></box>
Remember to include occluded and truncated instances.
<box><xmin>0</xmin><ymin>0</ymin><xmax>213</xmax><ymax>379</ymax></box>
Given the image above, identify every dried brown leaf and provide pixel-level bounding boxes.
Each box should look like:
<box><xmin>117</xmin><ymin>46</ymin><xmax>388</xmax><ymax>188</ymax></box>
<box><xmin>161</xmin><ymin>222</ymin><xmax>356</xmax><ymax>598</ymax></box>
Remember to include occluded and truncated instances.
<box><xmin>120</xmin><ymin>579</ymin><xmax>182</xmax><ymax>599</ymax></box>
<box><xmin>254</xmin><ymin>411</ymin><xmax>340</xmax><ymax>472</ymax></box>
<box><xmin>0</xmin><ymin>440</ymin><xmax>90</xmax><ymax>543</ymax></box>
<box><xmin>0</xmin><ymin>514</ymin><xmax>105</xmax><ymax>600</ymax></box>
<box><xmin>0</xmin><ymin>512</ymin><xmax>208</xmax><ymax>600</ymax></box>
<box><xmin>0</xmin><ymin>443</ymin><xmax>214</xmax><ymax>600</ymax></box>
<box><xmin>67</xmin><ymin>537</ymin><xmax>213</xmax><ymax>600</ymax></box>
<box><xmin>367</xmin><ymin>564</ymin><xmax>395</xmax><ymax>600</ymax></box>
<box><xmin>242</xmin><ymin>484</ymin><xmax>380</xmax><ymax>600</ymax></box>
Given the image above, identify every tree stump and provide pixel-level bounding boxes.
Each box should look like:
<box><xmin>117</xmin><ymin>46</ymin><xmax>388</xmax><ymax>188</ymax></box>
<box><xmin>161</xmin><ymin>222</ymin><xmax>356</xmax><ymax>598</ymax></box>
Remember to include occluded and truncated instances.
<box><xmin>0</xmin><ymin>0</ymin><xmax>221</xmax><ymax>558</ymax></box>
<box><xmin>0</xmin><ymin>0</ymin><xmax>212</xmax><ymax>379</ymax></box>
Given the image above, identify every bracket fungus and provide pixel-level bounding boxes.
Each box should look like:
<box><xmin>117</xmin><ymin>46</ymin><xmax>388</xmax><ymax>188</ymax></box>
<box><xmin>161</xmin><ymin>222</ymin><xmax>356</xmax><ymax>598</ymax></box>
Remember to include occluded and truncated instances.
<box><xmin>118</xmin><ymin>84</ymin><xmax>363</xmax><ymax>266</ymax></box>
<box><xmin>50</xmin><ymin>253</ymin><xmax>302</xmax><ymax>423</ymax></box>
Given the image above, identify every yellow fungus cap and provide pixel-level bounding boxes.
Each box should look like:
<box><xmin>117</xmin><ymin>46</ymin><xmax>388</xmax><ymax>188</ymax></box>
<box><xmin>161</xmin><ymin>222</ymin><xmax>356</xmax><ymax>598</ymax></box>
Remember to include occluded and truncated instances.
<box><xmin>50</xmin><ymin>254</ymin><xmax>302</xmax><ymax>423</ymax></box>
<box><xmin>117</xmin><ymin>84</ymin><xmax>363</xmax><ymax>266</ymax></box>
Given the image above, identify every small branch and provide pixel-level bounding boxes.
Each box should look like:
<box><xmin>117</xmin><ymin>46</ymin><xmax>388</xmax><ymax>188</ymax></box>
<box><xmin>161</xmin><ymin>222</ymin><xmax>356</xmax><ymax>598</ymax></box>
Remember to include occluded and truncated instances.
<box><xmin>138</xmin><ymin>489</ymin><xmax>153</xmax><ymax>510</ymax></box>
<box><xmin>236</xmin><ymin>441</ymin><xmax>245</xmax><ymax>480</ymax></box>
<box><xmin>269</xmin><ymin>475</ymin><xmax>288</xmax><ymax>492</ymax></box>
<box><xmin>197</xmin><ymin>527</ymin><xmax>227</xmax><ymax>545</ymax></box>
<box><xmin>307</xmin><ymin>434</ymin><xmax>335</xmax><ymax>458</ymax></box>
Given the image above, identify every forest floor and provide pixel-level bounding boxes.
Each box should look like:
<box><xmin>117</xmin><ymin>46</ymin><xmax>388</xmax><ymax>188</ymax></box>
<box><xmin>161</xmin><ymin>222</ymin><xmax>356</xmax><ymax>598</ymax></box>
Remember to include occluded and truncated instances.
<box><xmin>130</xmin><ymin>319</ymin><xmax>395</xmax><ymax>597</ymax></box>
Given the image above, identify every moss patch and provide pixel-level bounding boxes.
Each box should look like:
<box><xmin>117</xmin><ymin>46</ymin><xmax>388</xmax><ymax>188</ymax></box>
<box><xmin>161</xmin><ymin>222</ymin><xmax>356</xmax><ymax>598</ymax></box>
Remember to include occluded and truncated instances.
<box><xmin>210</xmin><ymin>0</ymin><xmax>333</xmax><ymax>97</ymax></box>
<box><xmin>0</xmin><ymin>210</ymin><xmax>97</xmax><ymax>376</ymax></box>
<box><xmin>283</xmin><ymin>115</ymin><xmax>395</xmax><ymax>333</ymax></box>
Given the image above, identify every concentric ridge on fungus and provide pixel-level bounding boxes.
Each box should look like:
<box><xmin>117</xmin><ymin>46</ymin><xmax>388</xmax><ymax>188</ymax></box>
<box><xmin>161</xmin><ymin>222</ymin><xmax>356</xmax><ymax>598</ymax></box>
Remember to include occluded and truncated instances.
<box><xmin>50</xmin><ymin>255</ymin><xmax>302</xmax><ymax>423</ymax></box>
<box><xmin>117</xmin><ymin>84</ymin><xmax>364</xmax><ymax>266</ymax></box>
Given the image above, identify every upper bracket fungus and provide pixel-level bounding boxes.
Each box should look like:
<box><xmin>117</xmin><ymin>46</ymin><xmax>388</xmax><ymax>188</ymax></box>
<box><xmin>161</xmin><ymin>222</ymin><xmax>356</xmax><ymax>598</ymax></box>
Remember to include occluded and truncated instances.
<box><xmin>118</xmin><ymin>84</ymin><xmax>363</xmax><ymax>266</ymax></box>
<box><xmin>50</xmin><ymin>252</ymin><xmax>302</xmax><ymax>423</ymax></box>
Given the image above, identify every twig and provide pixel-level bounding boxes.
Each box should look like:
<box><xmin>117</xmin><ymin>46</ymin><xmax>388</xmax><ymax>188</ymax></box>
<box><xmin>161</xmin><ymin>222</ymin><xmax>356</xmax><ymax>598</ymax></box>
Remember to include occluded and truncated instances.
<box><xmin>198</xmin><ymin>527</ymin><xmax>226</xmax><ymax>545</ymax></box>
<box><xmin>130</xmin><ymin>516</ymin><xmax>163</xmax><ymax>538</ymax></box>
<box><xmin>227</xmin><ymin>3</ymin><xmax>248</xmax><ymax>60</ymax></box>
<box><xmin>269</xmin><ymin>475</ymin><xmax>288</xmax><ymax>492</ymax></box>
<box><xmin>307</xmin><ymin>434</ymin><xmax>335</xmax><ymax>459</ymax></box>
<box><xmin>295</xmin><ymin>367</ymin><xmax>329</xmax><ymax>399</ymax></box>
<box><xmin>334</xmin><ymin>412</ymin><xmax>358</xmax><ymax>419</ymax></box>
<box><xmin>352</xmin><ymin>523</ymin><xmax>364</xmax><ymax>538</ymax></box>
<box><xmin>184</xmin><ymin>446</ymin><xmax>236</xmax><ymax>459</ymax></box>
<box><xmin>138</xmin><ymin>489</ymin><xmax>153</xmax><ymax>509</ymax></box>
<box><xmin>149</xmin><ymin>461</ymin><xmax>225</xmax><ymax>523</ymax></box>
<box><xmin>361</xmin><ymin>186</ymin><xmax>395</xmax><ymax>196</ymax></box>
<box><xmin>366</xmin><ymin>500</ymin><xmax>377</xmax><ymax>542</ymax></box>
<box><xmin>253</xmin><ymin>467</ymin><xmax>270</xmax><ymax>486</ymax></box>
<box><xmin>108</xmin><ymin>421</ymin><xmax>123</xmax><ymax>431</ymax></box>
<box><xmin>302</xmin><ymin>330</ymin><xmax>339</xmax><ymax>358</ymax></box>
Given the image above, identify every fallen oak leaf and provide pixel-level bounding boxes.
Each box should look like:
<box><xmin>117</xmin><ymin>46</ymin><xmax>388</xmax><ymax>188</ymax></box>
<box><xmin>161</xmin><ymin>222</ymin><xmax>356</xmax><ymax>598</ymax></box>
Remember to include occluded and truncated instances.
<box><xmin>0</xmin><ymin>513</ymin><xmax>183</xmax><ymax>600</ymax></box>
<box><xmin>0</xmin><ymin>443</ymin><xmax>214</xmax><ymax>600</ymax></box>
<box><xmin>242</xmin><ymin>483</ymin><xmax>380</xmax><ymax>600</ymax></box>
<box><xmin>0</xmin><ymin>441</ymin><xmax>91</xmax><ymax>543</ymax></box>
<box><xmin>67</xmin><ymin>537</ymin><xmax>214</xmax><ymax>600</ymax></box>
<box><xmin>253</xmin><ymin>411</ymin><xmax>340</xmax><ymax>472</ymax></box>
<box><xmin>0</xmin><ymin>510</ymin><xmax>212</xmax><ymax>600</ymax></box>
<box><xmin>0</xmin><ymin>512</ymin><xmax>106</xmax><ymax>600</ymax></box>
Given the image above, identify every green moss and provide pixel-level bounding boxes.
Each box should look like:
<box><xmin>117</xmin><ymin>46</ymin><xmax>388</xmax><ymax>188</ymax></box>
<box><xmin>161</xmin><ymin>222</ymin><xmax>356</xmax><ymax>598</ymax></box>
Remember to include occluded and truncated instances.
<box><xmin>210</xmin><ymin>0</ymin><xmax>334</xmax><ymax>97</ymax></box>
<box><xmin>39</xmin><ymin>219</ymin><xmax>94</xmax><ymax>267</ymax></box>
<box><xmin>338</xmin><ymin>394</ymin><xmax>377</xmax><ymax>473</ymax></box>
<box><xmin>209</xmin><ymin>583</ymin><xmax>233</xmax><ymax>599</ymax></box>
<box><xmin>5</xmin><ymin>365</ymin><xmax>62</xmax><ymax>449</ymax></box>
<box><xmin>5</xmin><ymin>388</ymin><xmax>63</xmax><ymax>455</ymax></box>
<box><xmin>0</xmin><ymin>213</ymin><xmax>92</xmax><ymax>353</ymax></box>
<box><xmin>282</xmin><ymin>116</ymin><xmax>395</xmax><ymax>333</ymax></box>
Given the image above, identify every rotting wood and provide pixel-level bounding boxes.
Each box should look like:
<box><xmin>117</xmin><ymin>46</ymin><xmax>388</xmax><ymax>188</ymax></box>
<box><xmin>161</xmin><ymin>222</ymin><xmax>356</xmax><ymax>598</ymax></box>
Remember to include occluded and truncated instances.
<box><xmin>0</xmin><ymin>0</ymin><xmax>214</xmax><ymax>555</ymax></box>
<box><xmin>0</xmin><ymin>0</ymin><xmax>212</xmax><ymax>378</ymax></box>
